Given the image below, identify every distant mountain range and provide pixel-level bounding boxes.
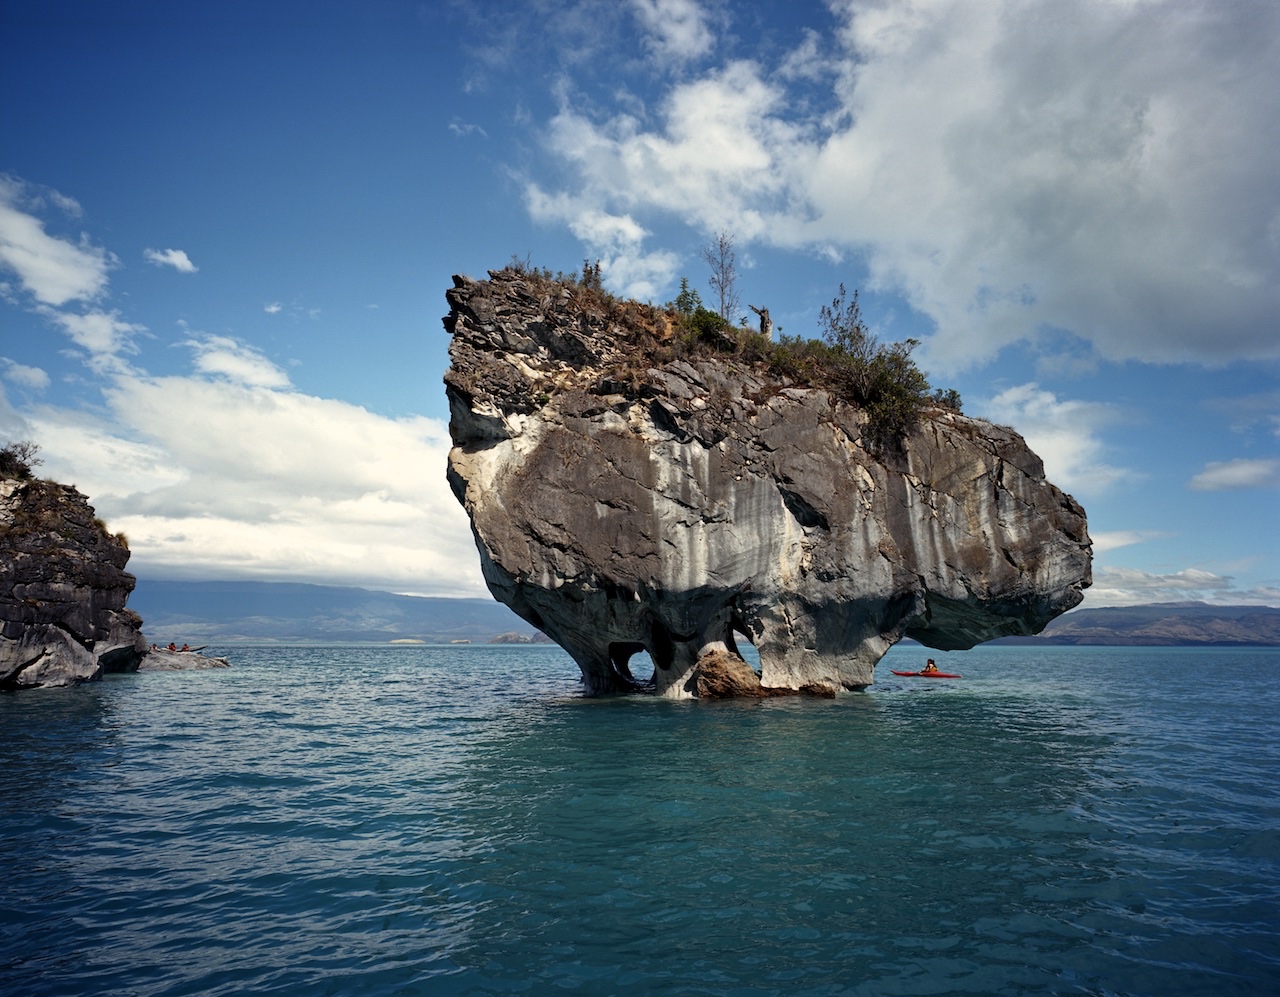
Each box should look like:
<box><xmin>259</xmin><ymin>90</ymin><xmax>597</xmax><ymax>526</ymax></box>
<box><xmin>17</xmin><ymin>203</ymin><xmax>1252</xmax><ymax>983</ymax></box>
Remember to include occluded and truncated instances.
<box><xmin>130</xmin><ymin>580</ymin><xmax>544</xmax><ymax>645</ymax></box>
<box><xmin>130</xmin><ymin>581</ymin><xmax>1280</xmax><ymax>647</ymax></box>
<box><xmin>996</xmin><ymin>602</ymin><xmax>1280</xmax><ymax>646</ymax></box>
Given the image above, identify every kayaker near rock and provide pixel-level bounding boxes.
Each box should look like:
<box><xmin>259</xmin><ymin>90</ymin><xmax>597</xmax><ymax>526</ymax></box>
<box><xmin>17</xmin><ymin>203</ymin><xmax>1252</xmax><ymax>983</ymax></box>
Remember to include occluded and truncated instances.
<box><xmin>923</xmin><ymin>659</ymin><xmax>939</xmax><ymax>673</ymax></box>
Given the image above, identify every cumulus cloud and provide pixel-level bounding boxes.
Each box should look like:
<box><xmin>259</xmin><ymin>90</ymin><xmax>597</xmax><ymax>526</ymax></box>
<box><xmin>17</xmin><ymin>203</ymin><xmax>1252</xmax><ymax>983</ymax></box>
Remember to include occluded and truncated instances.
<box><xmin>1086</xmin><ymin>566</ymin><xmax>1279</xmax><ymax>607</ymax></box>
<box><xmin>1189</xmin><ymin>458</ymin><xmax>1280</xmax><ymax>491</ymax></box>
<box><xmin>527</xmin><ymin>186</ymin><xmax>680</xmax><ymax>299</ymax></box>
<box><xmin>144</xmin><ymin>247</ymin><xmax>198</xmax><ymax>273</ymax></box>
<box><xmin>264</xmin><ymin>302</ymin><xmax>282</xmax><ymax>314</ymax></box>
<box><xmin>29</xmin><ymin>371</ymin><xmax>486</xmax><ymax>596</ymax></box>
<box><xmin>630</xmin><ymin>0</ymin><xmax>714</xmax><ymax>64</ymax></box>
<box><xmin>0</xmin><ymin>173</ymin><xmax>485</xmax><ymax>597</ymax></box>
<box><xmin>978</xmin><ymin>383</ymin><xmax>1130</xmax><ymax>494</ymax></box>
<box><xmin>528</xmin><ymin>0</ymin><xmax>1280</xmax><ymax>370</ymax></box>
<box><xmin>0</xmin><ymin>175</ymin><xmax>115</xmax><ymax>306</ymax></box>
<box><xmin>535</xmin><ymin>59</ymin><xmax>812</xmax><ymax>242</ymax></box>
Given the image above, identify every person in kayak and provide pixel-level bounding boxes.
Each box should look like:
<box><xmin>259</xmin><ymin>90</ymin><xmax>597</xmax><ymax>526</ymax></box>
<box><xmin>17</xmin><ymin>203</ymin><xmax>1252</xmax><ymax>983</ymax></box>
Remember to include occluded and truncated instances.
<box><xmin>923</xmin><ymin>659</ymin><xmax>939</xmax><ymax>673</ymax></box>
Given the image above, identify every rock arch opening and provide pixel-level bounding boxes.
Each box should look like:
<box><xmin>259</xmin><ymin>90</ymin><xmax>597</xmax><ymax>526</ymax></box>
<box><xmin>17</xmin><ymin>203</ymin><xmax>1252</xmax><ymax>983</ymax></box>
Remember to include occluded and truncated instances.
<box><xmin>729</xmin><ymin>627</ymin><xmax>761</xmax><ymax>676</ymax></box>
<box><xmin>608</xmin><ymin>641</ymin><xmax>653</xmax><ymax>689</ymax></box>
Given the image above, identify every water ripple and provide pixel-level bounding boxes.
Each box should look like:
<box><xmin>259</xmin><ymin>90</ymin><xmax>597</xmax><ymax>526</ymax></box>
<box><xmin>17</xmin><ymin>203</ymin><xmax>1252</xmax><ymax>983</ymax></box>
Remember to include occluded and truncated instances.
<box><xmin>1</xmin><ymin>644</ymin><xmax>1278</xmax><ymax>995</ymax></box>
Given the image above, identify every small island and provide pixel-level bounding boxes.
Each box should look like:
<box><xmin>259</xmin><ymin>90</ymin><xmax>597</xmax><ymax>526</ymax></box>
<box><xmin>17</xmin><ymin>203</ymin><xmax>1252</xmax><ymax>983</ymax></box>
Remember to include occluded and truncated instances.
<box><xmin>444</xmin><ymin>266</ymin><xmax>1092</xmax><ymax>697</ymax></box>
<box><xmin>0</xmin><ymin>442</ymin><xmax>225</xmax><ymax>689</ymax></box>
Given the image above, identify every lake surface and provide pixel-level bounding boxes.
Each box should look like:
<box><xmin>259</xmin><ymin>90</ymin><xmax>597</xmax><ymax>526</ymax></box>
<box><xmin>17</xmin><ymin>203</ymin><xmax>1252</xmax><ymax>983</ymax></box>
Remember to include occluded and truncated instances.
<box><xmin>2</xmin><ymin>643</ymin><xmax>1277</xmax><ymax>996</ymax></box>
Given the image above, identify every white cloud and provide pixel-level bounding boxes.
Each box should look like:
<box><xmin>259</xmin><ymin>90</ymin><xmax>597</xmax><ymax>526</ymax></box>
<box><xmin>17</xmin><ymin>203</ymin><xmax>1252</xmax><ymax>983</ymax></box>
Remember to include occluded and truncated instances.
<box><xmin>603</xmin><ymin>248</ymin><xmax>682</xmax><ymax>303</ymax></box>
<box><xmin>260</xmin><ymin>300</ymin><xmax>322</xmax><ymax>321</ymax></box>
<box><xmin>41</xmin><ymin>306</ymin><xmax>144</xmax><ymax>369</ymax></box>
<box><xmin>144</xmin><ymin>247</ymin><xmax>198</xmax><ymax>273</ymax></box>
<box><xmin>448</xmin><ymin>121</ymin><xmax>489</xmax><ymax>139</ymax></box>
<box><xmin>46</xmin><ymin>190</ymin><xmax>83</xmax><ymax>218</ymax></box>
<box><xmin>0</xmin><ymin>176</ymin><xmax>115</xmax><ymax>306</ymax></box>
<box><xmin>1189</xmin><ymin>458</ymin><xmax>1280</xmax><ymax>491</ymax></box>
<box><xmin>1090</xmin><ymin>530</ymin><xmax>1166</xmax><ymax>555</ymax></box>
<box><xmin>26</xmin><ymin>406</ymin><xmax>187</xmax><ymax>499</ymax></box>
<box><xmin>529</xmin><ymin>0</ymin><xmax>1280</xmax><ymax>370</ymax></box>
<box><xmin>536</xmin><ymin>59</ymin><xmax>812</xmax><ymax>242</ymax></box>
<box><xmin>30</xmin><ymin>371</ymin><xmax>487</xmax><ymax>597</ymax></box>
<box><xmin>630</xmin><ymin>0</ymin><xmax>714</xmax><ymax>63</ymax></box>
<box><xmin>776</xmin><ymin>28</ymin><xmax>829</xmax><ymax>84</ymax></box>
<box><xmin>1085</xmin><ymin>566</ymin><xmax>1279</xmax><ymax>607</ymax></box>
<box><xmin>978</xmin><ymin>382</ymin><xmax>1130</xmax><ymax>495</ymax></box>
<box><xmin>527</xmin><ymin>186</ymin><xmax>680</xmax><ymax>299</ymax></box>
<box><xmin>0</xmin><ymin>175</ymin><xmax>145</xmax><ymax>372</ymax></box>
<box><xmin>182</xmin><ymin>334</ymin><xmax>291</xmax><ymax>389</ymax></box>
<box><xmin>0</xmin><ymin>175</ymin><xmax>483</xmax><ymax>597</ymax></box>
<box><xmin>0</xmin><ymin>358</ymin><xmax>50</xmax><ymax>391</ymax></box>
<box><xmin>526</xmin><ymin>56</ymin><xmax>814</xmax><ymax>296</ymax></box>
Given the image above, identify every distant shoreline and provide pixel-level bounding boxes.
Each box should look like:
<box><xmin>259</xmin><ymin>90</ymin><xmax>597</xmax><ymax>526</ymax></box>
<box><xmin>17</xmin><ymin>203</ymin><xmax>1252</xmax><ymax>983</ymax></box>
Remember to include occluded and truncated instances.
<box><xmin>129</xmin><ymin>581</ymin><xmax>1279</xmax><ymax>649</ymax></box>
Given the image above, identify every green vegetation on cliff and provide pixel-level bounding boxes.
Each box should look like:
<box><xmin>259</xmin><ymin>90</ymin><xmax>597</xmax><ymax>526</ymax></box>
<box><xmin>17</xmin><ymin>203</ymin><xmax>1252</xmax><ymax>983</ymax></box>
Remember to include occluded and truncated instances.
<box><xmin>500</xmin><ymin>261</ymin><xmax>960</xmax><ymax>451</ymax></box>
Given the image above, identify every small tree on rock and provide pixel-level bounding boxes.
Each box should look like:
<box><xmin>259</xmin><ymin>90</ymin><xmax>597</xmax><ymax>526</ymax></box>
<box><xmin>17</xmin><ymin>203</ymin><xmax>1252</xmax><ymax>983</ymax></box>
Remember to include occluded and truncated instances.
<box><xmin>672</xmin><ymin>276</ymin><xmax>702</xmax><ymax>316</ymax></box>
<box><xmin>0</xmin><ymin>440</ymin><xmax>41</xmax><ymax>479</ymax></box>
<box><xmin>699</xmin><ymin>231</ymin><xmax>740</xmax><ymax>322</ymax></box>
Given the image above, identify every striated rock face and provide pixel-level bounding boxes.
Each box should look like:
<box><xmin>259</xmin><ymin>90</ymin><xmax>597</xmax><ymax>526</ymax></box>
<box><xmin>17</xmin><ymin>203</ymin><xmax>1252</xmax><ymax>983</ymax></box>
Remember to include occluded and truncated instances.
<box><xmin>444</xmin><ymin>269</ymin><xmax>1091</xmax><ymax>697</ymax></box>
<box><xmin>1</xmin><ymin>474</ymin><xmax>147</xmax><ymax>689</ymax></box>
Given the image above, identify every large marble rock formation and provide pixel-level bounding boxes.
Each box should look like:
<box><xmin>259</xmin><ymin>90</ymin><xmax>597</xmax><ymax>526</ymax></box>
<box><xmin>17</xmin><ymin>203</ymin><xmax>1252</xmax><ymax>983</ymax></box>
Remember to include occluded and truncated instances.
<box><xmin>444</xmin><ymin>269</ymin><xmax>1091</xmax><ymax>697</ymax></box>
<box><xmin>0</xmin><ymin>473</ymin><xmax>147</xmax><ymax>688</ymax></box>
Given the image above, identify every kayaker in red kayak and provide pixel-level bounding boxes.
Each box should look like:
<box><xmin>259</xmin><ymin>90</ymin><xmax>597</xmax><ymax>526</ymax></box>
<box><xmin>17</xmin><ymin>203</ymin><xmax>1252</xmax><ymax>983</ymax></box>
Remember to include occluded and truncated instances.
<box><xmin>892</xmin><ymin>661</ymin><xmax>961</xmax><ymax>678</ymax></box>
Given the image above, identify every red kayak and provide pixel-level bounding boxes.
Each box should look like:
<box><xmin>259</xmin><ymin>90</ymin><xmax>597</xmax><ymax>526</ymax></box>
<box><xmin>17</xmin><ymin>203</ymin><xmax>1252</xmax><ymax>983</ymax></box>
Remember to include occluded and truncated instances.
<box><xmin>891</xmin><ymin>669</ymin><xmax>962</xmax><ymax>679</ymax></box>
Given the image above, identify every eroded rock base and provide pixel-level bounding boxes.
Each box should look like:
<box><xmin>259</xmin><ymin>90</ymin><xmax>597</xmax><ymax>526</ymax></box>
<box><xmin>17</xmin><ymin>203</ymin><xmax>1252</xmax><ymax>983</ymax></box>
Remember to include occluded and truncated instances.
<box><xmin>693</xmin><ymin>647</ymin><xmax>837</xmax><ymax>700</ymax></box>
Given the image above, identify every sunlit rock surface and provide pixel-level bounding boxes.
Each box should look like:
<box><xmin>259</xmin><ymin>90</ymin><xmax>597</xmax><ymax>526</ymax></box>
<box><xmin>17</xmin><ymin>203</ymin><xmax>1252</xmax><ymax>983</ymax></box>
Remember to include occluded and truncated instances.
<box><xmin>444</xmin><ymin>269</ymin><xmax>1091</xmax><ymax>697</ymax></box>
<box><xmin>138</xmin><ymin>648</ymin><xmax>229</xmax><ymax>671</ymax></box>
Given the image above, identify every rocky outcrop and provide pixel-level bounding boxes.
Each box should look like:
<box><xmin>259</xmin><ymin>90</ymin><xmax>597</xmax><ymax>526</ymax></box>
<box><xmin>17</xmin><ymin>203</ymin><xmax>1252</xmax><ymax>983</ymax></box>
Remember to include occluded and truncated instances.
<box><xmin>444</xmin><ymin>269</ymin><xmax>1091</xmax><ymax>697</ymax></box>
<box><xmin>0</xmin><ymin>474</ymin><xmax>147</xmax><ymax>688</ymax></box>
<box><xmin>137</xmin><ymin>648</ymin><xmax>230</xmax><ymax>671</ymax></box>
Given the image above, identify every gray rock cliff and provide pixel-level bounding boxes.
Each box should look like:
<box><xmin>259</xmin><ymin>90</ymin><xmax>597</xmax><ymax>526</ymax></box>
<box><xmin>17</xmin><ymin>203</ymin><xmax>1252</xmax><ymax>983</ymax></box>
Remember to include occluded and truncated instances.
<box><xmin>1</xmin><ymin>472</ymin><xmax>147</xmax><ymax>688</ymax></box>
<box><xmin>444</xmin><ymin>269</ymin><xmax>1091</xmax><ymax>697</ymax></box>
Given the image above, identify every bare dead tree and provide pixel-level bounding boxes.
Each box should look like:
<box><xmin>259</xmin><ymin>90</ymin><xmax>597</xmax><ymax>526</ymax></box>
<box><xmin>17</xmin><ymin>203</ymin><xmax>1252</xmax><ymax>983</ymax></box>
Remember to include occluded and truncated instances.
<box><xmin>749</xmin><ymin>304</ymin><xmax>773</xmax><ymax>338</ymax></box>
<box><xmin>699</xmin><ymin>231</ymin><xmax>740</xmax><ymax>321</ymax></box>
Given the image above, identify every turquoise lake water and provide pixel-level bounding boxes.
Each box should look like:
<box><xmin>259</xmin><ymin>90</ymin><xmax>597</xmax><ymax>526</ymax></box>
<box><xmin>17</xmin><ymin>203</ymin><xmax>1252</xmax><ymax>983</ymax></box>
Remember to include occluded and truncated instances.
<box><xmin>2</xmin><ymin>643</ymin><xmax>1278</xmax><ymax>995</ymax></box>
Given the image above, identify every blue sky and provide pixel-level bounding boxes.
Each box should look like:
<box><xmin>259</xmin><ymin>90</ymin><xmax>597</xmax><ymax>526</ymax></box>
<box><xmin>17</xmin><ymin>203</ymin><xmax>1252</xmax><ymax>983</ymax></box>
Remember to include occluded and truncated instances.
<box><xmin>1</xmin><ymin>0</ymin><xmax>1277</xmax><ymax>607</ymax></box>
